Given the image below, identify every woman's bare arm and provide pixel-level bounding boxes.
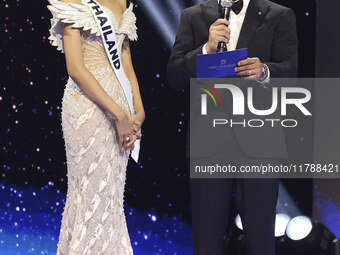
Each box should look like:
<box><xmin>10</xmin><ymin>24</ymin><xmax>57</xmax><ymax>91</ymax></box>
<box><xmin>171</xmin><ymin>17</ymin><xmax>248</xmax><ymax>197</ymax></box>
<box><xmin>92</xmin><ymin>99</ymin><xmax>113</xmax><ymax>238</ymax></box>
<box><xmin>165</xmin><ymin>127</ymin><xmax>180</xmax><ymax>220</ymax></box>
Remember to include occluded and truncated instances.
<box><xmin>122</xmin><ymin>38</ymin><xmax>145</xmax><ymax>127</ymax></box>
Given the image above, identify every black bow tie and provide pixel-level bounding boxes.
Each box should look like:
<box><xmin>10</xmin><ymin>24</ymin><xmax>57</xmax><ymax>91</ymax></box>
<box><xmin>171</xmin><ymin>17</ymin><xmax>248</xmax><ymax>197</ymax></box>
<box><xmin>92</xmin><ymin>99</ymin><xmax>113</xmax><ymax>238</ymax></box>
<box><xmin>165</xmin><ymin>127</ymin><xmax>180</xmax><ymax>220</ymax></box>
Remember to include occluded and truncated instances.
<box><xmin>231</xmin><ymin>0</ymin><xmax>244</xmax><ymax>15</ymax></box>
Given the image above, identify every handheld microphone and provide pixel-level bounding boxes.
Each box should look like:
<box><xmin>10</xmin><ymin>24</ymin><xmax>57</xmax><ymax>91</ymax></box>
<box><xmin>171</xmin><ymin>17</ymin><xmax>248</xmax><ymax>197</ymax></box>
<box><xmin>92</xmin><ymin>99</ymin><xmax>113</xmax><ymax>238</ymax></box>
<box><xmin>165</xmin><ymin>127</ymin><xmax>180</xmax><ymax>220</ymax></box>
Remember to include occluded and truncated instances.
<box><xmin>217</xmin><ymin>0</ymin><xmax>237</xmax><ymax>52</ymax></box>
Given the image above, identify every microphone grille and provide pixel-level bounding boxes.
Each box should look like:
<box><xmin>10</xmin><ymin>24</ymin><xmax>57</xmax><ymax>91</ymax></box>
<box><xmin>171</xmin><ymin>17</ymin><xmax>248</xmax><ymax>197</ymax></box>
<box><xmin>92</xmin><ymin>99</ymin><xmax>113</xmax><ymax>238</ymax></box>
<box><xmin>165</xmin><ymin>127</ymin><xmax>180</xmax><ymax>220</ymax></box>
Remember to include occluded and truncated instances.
<box><xmin>220</xmin><ymin>0</ymin><xmax>233</xmax><ymax>8</ymax></box>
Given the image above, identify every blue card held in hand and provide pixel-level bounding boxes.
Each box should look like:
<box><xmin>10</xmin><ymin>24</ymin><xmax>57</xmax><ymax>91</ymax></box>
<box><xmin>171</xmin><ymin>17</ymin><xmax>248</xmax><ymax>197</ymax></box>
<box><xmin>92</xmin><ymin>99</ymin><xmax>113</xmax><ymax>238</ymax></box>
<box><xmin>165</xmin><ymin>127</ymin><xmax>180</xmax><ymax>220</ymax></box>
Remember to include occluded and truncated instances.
<box><xmin>197</xmin><ymin>48</ymin><xmax>248</xmax><ymax>78</ymax></box>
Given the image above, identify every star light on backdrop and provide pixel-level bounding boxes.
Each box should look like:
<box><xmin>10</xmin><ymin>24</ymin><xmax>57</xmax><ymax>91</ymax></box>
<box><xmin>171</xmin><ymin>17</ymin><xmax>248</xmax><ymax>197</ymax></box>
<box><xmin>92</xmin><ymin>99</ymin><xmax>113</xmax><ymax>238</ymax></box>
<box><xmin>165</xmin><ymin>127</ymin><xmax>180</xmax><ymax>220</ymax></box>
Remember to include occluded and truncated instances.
<box><xmin>136</xmin><ymin>0</ymin><xmax>202</xmax><ymax>47</ymax></box>
<box><xmin>165</xmin><ymin>0</ymin><xmax>185</xmax><ymax>26</ymax></box>
<box><xmin>136</xmin><ymin>0</ymin><xmax>178</xmax><ymax>48</ymax></box>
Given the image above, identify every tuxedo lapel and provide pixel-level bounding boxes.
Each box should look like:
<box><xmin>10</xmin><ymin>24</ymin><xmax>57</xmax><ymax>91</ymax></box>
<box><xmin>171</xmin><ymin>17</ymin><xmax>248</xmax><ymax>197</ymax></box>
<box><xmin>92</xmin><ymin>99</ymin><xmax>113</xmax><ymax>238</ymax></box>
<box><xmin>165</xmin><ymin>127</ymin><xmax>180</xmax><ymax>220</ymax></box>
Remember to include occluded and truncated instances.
<box><xmin>201</xmin><ymin>0</ymin><xmax>220</xmax><ymax>28</ymax></box>
<box><xmin>237</xmin><ymin>0</ymin><xmax>270</xmax><ymax>49</ymax></box>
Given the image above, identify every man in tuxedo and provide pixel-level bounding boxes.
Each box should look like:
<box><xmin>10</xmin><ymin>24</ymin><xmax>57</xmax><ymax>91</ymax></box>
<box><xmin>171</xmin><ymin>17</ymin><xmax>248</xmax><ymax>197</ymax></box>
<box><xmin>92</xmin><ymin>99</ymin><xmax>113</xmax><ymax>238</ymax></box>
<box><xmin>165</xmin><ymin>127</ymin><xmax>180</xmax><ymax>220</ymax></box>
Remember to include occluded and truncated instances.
<box><xmin>167</xmin><ymin>0</ymin><xmax>298</xmax><ymax>254</ymax></box>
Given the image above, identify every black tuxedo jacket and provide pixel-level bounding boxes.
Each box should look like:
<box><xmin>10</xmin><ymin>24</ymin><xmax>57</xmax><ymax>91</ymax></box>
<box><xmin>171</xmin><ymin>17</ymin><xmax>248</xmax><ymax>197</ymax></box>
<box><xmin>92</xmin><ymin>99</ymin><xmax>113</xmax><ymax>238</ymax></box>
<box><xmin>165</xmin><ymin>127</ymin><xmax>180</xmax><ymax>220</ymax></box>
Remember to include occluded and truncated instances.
<box><xmin>167</xmin><ymin>0</ymin><xmax>298</xmax><ymax>159</ymax></box>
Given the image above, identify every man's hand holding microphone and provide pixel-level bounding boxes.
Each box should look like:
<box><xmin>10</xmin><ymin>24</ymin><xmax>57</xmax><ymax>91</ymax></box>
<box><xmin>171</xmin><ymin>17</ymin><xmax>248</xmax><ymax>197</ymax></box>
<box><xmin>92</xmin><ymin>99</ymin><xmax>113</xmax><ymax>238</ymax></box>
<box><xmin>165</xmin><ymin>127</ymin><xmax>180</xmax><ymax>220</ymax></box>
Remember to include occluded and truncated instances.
<box><xmin>205</xmin><ymin>0</ymin><xmax>269</xmax><ymax>81</ymax></box>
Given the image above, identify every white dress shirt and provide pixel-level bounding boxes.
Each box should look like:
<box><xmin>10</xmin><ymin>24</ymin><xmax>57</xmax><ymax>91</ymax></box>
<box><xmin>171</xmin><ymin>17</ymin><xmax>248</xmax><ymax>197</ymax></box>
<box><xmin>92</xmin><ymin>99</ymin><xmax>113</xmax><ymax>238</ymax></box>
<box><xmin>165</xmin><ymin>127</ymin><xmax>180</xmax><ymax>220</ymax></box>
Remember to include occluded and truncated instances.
<box><xmin>202</xmin><ymin>0</ymin><xmax>270</xmax><ymax>82</ymax></box>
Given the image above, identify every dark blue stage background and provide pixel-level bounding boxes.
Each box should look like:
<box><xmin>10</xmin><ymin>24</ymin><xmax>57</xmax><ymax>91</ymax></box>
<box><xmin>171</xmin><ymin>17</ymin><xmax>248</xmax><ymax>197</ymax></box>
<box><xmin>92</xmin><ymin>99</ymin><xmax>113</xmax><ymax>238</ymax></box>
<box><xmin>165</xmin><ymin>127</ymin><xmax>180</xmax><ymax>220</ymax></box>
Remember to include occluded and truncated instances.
<box><xmin>2</xmin><ymin>0</ymin><xmax>339</xmax><ymax>254</ymax></box>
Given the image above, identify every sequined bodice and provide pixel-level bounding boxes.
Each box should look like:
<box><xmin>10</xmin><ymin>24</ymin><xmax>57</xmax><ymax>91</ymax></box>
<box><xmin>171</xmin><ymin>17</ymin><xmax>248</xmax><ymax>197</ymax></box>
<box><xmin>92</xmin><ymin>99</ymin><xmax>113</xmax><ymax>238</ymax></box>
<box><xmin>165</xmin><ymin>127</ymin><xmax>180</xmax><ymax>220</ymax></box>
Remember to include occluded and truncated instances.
<box><xmin>81</xmin><ymin>5</ymin><xmax>137</xmax><ymax>79</ymax></box>
<box><xmin>47</xmin><ymin>0</ymin><xmax>137</xmax><ymax>94</ymax></box>
<box><xmin>81</xmin><ymin>32</ymin><xmax>126</xmax><ymax>81</ymax></box>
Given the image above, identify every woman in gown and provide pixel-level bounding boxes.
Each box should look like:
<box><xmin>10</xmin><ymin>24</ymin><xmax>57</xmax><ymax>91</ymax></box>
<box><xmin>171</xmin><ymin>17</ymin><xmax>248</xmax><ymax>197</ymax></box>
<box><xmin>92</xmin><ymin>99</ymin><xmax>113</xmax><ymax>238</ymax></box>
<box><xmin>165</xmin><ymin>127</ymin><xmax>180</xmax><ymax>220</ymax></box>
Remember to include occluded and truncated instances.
<box><xmin>47</xmin><ymin>0</ymin><xmax>145</xmax><ymax>254</ymax></box>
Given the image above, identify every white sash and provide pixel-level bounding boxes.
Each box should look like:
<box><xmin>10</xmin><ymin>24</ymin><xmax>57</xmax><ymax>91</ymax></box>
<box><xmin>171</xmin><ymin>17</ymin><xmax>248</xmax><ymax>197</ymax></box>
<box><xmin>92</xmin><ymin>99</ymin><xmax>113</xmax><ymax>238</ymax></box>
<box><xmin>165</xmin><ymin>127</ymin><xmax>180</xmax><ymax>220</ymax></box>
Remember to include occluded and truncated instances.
<box><xmin>84</xmin><ymin>0</ymin><xmax>140</xmax><ymax>162</ymax></box>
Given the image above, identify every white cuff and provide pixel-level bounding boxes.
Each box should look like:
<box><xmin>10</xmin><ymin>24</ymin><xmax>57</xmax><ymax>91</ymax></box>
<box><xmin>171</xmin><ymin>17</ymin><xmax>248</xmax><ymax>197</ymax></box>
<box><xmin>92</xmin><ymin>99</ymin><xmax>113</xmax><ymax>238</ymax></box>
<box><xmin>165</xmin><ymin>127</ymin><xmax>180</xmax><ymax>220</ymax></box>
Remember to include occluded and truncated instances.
<box><xmin>202</xmin><ymin>43</ymin><xmax>209</xmax><ymax>55</ymax></box>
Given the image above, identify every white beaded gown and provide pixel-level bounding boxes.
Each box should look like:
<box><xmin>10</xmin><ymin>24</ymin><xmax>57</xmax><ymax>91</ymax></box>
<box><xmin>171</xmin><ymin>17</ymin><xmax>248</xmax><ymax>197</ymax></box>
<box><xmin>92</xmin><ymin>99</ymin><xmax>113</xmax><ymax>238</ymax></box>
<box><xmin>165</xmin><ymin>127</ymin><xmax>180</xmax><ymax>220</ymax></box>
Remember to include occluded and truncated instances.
<box><xmin>47</xmin><ymin>0</ymin><xmax>137</xmax><ymax>254</ymax></box>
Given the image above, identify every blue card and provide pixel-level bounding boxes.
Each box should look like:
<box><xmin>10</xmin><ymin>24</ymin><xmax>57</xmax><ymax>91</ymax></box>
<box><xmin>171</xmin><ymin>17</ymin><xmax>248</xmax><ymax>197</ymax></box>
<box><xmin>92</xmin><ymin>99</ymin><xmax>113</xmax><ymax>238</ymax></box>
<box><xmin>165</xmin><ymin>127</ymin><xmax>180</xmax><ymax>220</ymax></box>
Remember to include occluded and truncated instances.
<box><xmin>197</xmin><ymin>48</ymin><xmax>248</xmax><ymax>78</ymax></box>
